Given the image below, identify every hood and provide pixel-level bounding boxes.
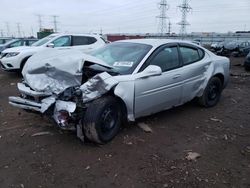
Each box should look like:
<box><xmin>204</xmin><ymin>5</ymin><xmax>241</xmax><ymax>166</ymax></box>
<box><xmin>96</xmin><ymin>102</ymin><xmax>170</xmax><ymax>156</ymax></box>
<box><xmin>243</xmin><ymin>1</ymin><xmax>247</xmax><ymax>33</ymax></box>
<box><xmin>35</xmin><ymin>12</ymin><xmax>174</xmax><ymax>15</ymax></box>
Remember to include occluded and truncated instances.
<box><xmin>22</xmin><ymin>48</ymin><xmax>113</xmax><ymax>94</ymax></box>
<box><xmin>2</xmin><ymin>46</ymin><xmax>44</xmax><ymax>53</ymax></box>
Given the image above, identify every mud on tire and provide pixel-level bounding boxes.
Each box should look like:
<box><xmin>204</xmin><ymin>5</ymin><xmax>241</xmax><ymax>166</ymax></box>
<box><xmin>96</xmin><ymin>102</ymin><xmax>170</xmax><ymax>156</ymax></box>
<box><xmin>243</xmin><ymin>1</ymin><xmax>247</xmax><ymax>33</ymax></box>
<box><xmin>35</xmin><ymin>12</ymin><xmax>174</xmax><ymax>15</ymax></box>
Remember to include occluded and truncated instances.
<box><xmin>83</xmin><ymin>96</ymin><xmax>122</xmax><ymax>144</ymax></box>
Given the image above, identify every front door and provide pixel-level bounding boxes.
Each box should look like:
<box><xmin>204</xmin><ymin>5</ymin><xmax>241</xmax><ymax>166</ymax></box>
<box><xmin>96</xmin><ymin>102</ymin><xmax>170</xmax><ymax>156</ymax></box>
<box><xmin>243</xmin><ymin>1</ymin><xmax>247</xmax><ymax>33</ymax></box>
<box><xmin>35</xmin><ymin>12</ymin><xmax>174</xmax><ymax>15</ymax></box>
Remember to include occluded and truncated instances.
<box><xmin>134</xmin><ymin>45</ymin><xmax>183</xmax><ymax>118</ymax></box>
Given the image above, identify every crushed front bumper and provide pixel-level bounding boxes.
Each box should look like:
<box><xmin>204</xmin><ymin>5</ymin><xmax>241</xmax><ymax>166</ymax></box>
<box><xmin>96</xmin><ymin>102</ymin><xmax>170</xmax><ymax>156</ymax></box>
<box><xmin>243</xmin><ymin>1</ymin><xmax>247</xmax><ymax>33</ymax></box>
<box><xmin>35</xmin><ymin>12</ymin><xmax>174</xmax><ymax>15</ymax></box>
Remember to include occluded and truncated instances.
<box><xmin>9</xmin><ymin>96</ymin><xmax>56</xmax><ymax>113</ymax></box>
<box><xmin>9</xmin><ymin>82</ymin><xmax>55</xmax><ymax>113</ymax></box>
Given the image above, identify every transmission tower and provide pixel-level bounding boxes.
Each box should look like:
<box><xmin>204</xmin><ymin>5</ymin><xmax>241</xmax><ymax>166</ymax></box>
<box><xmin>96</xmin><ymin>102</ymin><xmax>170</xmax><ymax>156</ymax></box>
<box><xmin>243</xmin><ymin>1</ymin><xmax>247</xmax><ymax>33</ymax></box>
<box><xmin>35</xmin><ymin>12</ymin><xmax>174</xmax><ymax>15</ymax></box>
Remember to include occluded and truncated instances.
<box><xmin>5</xmin><ymin>22</ymin><xmax>10</xmax><ymax>36</ymax></box>
<box><xmin>52</xmin><ymin>15</ymin><xmax>59</xmax><ymax>32</ymax></box>
<box><xmin>36</xmin><ymin>14</ymin><xmax>43</xmax><ymax>31</ymax></box>
<box><xmin>156</xmin><ymin>0</ymin><xmax>169</xmax><ymax>35</ymax></box>
<box><xmin>168</xmin><ymin>21</ymin><xmax>172</xmax><ymax>34</ymax></box>
<box><xmin>17</xmin><ymin>23</ymin><xmax>21</xmax><ymax>37</ymax></box>
<box><xmin>177</xmin><ymin>0</ymin><xmax>192</xmax><ymax>37</ymax></box>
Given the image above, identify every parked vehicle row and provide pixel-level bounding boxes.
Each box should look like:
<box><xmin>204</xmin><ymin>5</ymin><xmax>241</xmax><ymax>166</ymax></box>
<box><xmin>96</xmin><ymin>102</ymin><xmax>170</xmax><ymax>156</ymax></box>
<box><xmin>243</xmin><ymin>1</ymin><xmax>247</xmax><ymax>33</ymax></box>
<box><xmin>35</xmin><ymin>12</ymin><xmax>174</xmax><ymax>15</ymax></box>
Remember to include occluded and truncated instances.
<box><xmin>8</xmin><ymin>39</ymin><xmax>230</xmax><ymax>144</ymax></box>
<box><xmin>210</xmin><ymin>40</ymin><xmax>250</xmax><ymax>57</ymax></box>
<box><xmin>0</xmin><ymin>38</ymin><xmax>38</xmax><ymax>53</ymax></box>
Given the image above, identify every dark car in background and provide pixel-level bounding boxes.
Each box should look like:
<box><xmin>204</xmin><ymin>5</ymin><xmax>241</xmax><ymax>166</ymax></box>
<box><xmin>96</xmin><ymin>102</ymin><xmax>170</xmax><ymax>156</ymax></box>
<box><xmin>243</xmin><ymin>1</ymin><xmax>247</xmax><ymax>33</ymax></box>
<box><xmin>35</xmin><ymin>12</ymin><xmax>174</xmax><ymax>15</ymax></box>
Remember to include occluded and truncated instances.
<box><xmin>244</xmin><ymin>52</ymin><xmax>250</xmax><ymax>71</ymax></box>
<box><xmin>0</xmin><ymin>38</ymin><xmax>38</xmax><ymax>53</ymax></box>
<box><xmin>216</xmin><ymin>40</ymin><xmax>250</xmax><ymax>57</ymax></box>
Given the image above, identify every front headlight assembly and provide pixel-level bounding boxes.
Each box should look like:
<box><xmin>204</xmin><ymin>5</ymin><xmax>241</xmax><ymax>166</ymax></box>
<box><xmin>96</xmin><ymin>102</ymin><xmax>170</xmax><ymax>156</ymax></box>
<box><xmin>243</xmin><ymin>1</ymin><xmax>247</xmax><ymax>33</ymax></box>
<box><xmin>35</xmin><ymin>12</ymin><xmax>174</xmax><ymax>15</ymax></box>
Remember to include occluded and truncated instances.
<box><xmin>5</xmin><ymin>52</ymin><xmax>20</xmax><ymax>58</ymax></box>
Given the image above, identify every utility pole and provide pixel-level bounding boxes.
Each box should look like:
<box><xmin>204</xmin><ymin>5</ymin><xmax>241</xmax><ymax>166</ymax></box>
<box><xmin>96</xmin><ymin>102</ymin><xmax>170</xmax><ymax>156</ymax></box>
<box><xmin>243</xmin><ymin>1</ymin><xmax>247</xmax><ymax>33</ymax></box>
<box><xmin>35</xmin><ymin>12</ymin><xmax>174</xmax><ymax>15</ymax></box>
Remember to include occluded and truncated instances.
<box><xmin>0</xmin><ymin>30</ymin><xmax>3</xmax><ymax>37</ymax></box>
<box><xmin>36</xmin><ymin>14</ymin><xmax>43</xmax><ymax>31</ymax></box>
<box><xmin>17</xmin><ymin>22</ymin><xmax>21</xmax><ymax>37</ymax></box>
<box><xmin>156</xmin><ymin>0</ymin><xmax>169</xmax><ymax>36</ymax></box>
<box><xmin>177</xmin><ymin>0</ymin><xmax>192</xmax><ymax>38</ymax></box>
<box><xmin>52</xmin><ymin>15</ymin><xmax>59</xmax><ymax>32</ymax></box>
<box><xmin>5</xmin><ymin>22</ymin><xmax>10</xmax><ymax>36</ymax></box>
<box><xmin>168</xmin><ymin>20</ymin><xmax>172</xmax><ymax>35</ymax></box>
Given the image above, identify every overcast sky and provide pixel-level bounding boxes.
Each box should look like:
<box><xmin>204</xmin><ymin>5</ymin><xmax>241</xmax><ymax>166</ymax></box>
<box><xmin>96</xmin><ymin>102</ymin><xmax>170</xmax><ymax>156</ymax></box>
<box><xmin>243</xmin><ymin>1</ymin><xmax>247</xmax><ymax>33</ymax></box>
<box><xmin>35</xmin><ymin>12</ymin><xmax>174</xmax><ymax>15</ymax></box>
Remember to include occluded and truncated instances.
<box><xmin>0</xmin><ymin>0</ymin><xmax>249</xmax><ymax>37</ymax></box>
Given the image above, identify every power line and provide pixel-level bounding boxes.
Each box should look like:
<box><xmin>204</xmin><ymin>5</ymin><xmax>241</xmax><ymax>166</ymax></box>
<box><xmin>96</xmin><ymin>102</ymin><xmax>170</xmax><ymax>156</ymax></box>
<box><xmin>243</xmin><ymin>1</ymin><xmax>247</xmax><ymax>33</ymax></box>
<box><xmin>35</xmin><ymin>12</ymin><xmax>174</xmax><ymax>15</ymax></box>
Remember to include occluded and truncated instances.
<box><xmin>177</xmin><ymin>0</ymin><xmax>192</xmax><ymax>37</ymax></box>
<box><xmin>156</xmin><ymin>0</ymin><xmax>169</xmax><ymax>35</ymax></box>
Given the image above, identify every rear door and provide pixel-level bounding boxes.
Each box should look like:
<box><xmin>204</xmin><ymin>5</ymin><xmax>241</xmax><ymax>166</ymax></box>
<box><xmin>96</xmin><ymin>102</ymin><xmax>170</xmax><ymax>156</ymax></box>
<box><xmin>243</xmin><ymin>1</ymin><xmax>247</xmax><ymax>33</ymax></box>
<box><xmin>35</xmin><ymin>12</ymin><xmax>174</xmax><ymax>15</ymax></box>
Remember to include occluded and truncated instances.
<box><xmin>178</xmin><ymin>44</ymin><xmax>211</xmax><ymax>104</ymax></box>
<box><xmin>134</xmin><ymin>44</ymin><xmax>183</xmax><ymax>118</ymax></box>
<box><xmin>71</xmin><ymin>36</ymin><xmax>98</xmax><ymax>52</ymax></box>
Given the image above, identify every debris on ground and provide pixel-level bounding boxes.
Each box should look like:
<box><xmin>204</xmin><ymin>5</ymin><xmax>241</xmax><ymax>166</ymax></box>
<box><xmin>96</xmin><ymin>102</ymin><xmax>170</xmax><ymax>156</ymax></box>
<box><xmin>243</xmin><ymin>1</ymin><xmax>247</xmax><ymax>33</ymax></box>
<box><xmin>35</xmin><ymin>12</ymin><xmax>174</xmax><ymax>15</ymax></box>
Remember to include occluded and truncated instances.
<box><xmin>20</xmin><ymin>132</ymin><xmax>26</xmax><ymax>137</ymax></box>
<box><xmin>31</xmin><ymin>131</ymin><xmax>53</xmax><ymax>137</ymax></box>
<box><xmin>186</xmin><ymin>152</ymin><xmax>201</xmax><ymax>161</ymax></box>
<box><xmin>2</xmin><ymin>122</ymin><xmax>7</xmax><ymax>126</ymax></box>
<box><xmin>210</xmin><ymin>118</ymin><xmax>223</xmax><ymax>123</ymax></box>
<box><xmin>85</xmin><ymin>166</ymin><xmax>90</xmax><ymax>170</ymax></box>
<box><xmin>10</xmin><ymin>83</ymin><xmax>15</xmax><ymax>86</ymax></box>
<box><xmin>230</xmin><ymin>72</ymin><xmax>250</xmax><ymax>77</ymax></box>
<box><xmin>137</xmin><ymin>123</ymin><xmax>153</xmax><ymax>133</ymax></box>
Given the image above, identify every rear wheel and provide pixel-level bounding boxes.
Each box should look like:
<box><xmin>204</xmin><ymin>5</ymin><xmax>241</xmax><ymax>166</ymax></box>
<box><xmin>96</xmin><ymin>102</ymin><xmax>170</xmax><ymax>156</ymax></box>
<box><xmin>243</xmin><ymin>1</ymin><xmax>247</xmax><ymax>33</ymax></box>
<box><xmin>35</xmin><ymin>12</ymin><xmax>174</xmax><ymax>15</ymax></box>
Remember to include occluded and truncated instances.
<box><xmin>83</xmin><ymin>96</ymin><xmax>122</xmax><ymax>144</ymax></box>
<box><xmin>198</xmin><ymin>77</ymin><xmax>222</xmax><ymax>107</ymax></box>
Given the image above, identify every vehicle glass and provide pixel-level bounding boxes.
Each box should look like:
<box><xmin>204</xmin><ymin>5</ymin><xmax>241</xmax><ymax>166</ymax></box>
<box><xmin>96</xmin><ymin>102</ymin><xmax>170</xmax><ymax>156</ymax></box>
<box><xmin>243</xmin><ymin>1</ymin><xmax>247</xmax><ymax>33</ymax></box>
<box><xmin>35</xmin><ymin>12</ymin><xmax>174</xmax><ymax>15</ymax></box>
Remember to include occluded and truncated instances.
<box><xmin>31</xmin><ymin>35</ymin><xmax>57</xmax><ymax>46</ymax></box>
<box><xmin>91</xmin><ymin>42</ymin><xmax>152</xmax><ymax>74</ymax></box>
<box><xmin>150</xmin><ymin>46</ymin><xmax>180</xmax><ymax>72</ymax></box>
<box><xmin>9</xmin><ymin>40</ymin><xmax>23</xmax><ymax>48</ymax></box>
<box><xmin>52</xmin><ymin>36</ymin><xmax>71</xmax><ymax>47</ymax></box>
<box><xmin>27</xmin><ymin>40</ymin><xmax>37</xmax><ymax>46</ymax></box>
<box><xmin>180</xmin><ymin>46</ymin><xmax>201</xmax><ymax>65</ymax></box>
<box><xmin>72</xmin><ymin>36</ymin><xmax>97</xmax><ymax>46</ymax></box>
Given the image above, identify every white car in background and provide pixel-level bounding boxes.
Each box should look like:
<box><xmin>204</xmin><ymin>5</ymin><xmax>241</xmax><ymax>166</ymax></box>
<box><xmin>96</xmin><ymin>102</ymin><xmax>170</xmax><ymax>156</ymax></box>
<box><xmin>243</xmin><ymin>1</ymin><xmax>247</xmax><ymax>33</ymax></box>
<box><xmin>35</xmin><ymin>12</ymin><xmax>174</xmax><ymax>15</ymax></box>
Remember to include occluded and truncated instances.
<box><xmin>0</xmin><ymin>33</ymin><xmax>107</xmax><ymax>72</ymax></box>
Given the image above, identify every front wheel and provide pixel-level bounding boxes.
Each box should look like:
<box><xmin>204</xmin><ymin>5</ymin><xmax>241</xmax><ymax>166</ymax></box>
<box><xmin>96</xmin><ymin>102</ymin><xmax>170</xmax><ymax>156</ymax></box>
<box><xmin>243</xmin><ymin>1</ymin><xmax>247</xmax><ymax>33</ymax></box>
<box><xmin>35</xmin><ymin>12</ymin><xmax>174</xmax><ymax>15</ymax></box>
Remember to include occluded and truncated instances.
<box><xmin>198</xmin><ymin>77</ymin><xmax>223</xmax><ymax>107</ymax></box>
<box><xmin>83</xmin><ymin>96</ymin><xmax>122</xmax><ymax>144</ymax></box>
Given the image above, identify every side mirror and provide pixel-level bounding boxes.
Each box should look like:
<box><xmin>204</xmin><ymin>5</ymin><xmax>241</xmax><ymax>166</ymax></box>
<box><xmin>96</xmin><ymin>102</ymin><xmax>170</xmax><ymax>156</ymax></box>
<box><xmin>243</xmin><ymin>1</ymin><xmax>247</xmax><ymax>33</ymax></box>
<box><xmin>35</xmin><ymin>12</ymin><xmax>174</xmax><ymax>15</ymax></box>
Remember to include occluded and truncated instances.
<box><xmin>47</xmin><ymin>43</ymin><xmax>55</xmax><ymax>48</ymax></box>
<box><xmin>139</xmin><ymin>65</ymin><xmax>162</xmax><ymax>78</ymax></box>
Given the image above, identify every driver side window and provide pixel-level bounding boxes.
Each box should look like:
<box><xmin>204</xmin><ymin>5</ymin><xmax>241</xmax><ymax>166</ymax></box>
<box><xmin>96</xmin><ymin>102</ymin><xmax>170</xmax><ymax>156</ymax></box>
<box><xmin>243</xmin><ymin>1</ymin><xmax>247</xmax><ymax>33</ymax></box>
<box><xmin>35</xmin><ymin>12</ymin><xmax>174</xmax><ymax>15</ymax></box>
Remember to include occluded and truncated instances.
<box><xmin>150</xmin><ymin>46</ymin><xmax>180</xmax><ymax>72</ymax></box>
<box><xmin>52</xmin><ymin>36</ymin><xmax>71</xmax><ymax>47</ymax></box>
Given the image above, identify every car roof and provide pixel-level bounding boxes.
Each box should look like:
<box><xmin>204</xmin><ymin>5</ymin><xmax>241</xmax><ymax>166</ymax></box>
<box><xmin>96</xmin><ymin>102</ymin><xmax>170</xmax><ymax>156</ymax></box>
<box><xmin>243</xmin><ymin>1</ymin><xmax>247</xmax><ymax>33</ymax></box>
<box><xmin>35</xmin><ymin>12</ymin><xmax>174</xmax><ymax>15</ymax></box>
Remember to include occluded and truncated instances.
<box><xmin>115</xmin><ymin>39</ymin><xmax>198</xmax><ymax>48</ymax></box>
<box><xmin>49</xmin><ymin>33</ymin><xmax>101</xmax><ymax>38</ymax></box>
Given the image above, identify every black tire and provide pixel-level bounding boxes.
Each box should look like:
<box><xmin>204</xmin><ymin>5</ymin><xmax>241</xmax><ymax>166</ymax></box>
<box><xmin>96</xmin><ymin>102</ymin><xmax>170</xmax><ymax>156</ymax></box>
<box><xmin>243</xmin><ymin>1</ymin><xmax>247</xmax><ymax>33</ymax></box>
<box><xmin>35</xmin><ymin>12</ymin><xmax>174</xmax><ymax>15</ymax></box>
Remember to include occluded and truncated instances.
<box><xmin>245</xmin><ymin>65</ymin><xmax>250</xmax><ymax>71</ymax></box>
<box><xmin>83</xmin><ymin>96</ymin><xmax>122</xmax><ymax>144</ymax></box>
<box><xmin>20</xmin><ymin>56</ymin><xmax>31</xmax><ymax>72</ymax></box>
<box><xmin>198</xmin><ymin>77</ymin><xmax>223</xmax><ymax>107</ymax></box>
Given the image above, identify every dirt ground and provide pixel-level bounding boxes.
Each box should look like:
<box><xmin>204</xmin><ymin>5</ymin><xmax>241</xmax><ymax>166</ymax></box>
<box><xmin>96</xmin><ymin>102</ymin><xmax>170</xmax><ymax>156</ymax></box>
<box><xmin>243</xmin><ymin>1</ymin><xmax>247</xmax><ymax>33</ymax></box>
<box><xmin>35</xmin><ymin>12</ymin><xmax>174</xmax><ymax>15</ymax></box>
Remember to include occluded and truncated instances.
<box><xmin>0</xmin><ymin>57</ymin><xmax>250</xmax><ymax>188</ymax></box>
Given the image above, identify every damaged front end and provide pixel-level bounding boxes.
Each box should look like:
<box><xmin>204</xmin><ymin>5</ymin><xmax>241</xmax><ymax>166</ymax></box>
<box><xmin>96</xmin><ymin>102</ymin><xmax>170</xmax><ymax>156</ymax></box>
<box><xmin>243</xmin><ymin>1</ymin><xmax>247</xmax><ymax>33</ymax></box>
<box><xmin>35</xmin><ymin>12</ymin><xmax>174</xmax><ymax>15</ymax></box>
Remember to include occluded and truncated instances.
<box><xmin>9</xmin><ymin>49</ymin><xmax>119</xmax><ymax>141</ymax></box>
<box><xmin>9</xmin><ymin>72</ymin><xmax>118</xmax><ymax>140</ymax></box>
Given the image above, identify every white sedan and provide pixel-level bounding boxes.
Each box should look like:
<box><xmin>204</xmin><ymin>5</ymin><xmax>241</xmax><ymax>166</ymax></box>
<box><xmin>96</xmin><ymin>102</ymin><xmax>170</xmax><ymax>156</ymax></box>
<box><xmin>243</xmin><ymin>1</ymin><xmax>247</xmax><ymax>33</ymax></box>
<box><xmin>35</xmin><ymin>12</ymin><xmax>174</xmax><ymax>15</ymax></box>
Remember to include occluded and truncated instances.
<box><xmin>9</xmin><ymin>39</ymin><xmax>230</xmax><ymax>144</ymax></box>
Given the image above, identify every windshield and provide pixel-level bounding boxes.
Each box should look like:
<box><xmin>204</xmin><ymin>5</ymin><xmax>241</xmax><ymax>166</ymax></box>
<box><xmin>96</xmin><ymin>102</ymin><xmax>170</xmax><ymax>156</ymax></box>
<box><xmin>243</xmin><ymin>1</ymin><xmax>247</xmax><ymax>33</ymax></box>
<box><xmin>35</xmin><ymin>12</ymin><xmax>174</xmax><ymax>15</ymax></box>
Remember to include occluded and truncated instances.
<box><xmin>31</xmin><ymin>35</ymin><xmax>57</xmax><ymax>47</ymax></box>
<box><xmin>90</xmin><ymin>42</ymin><xmax>152</xmax><ymax>74</ymax></box>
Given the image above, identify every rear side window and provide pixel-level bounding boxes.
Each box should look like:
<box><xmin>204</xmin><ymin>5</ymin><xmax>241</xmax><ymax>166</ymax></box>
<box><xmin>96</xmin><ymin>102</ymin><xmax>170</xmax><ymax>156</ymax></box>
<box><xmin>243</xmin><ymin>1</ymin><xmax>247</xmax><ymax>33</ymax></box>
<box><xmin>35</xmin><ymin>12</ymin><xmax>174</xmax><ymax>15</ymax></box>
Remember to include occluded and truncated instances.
<box><xmin>72</xmin><ymin>36</ymin><xmax>97</xmax><ymax>46</ymax></box>
<box><xmin>179</xmin><ymin>46</ymin><xmax>204</xmax><ymax>65</ymax></box>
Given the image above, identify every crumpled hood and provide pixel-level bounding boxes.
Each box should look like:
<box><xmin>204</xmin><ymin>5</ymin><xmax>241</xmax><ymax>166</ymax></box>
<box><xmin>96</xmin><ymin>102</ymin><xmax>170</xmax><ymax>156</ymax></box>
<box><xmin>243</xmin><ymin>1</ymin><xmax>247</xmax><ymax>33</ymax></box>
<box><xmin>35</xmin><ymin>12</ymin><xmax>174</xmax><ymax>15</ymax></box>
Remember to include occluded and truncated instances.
<box><xmin>22</xmin><ymin>48</ymin><xmax>112</xmax><ymax>94</ymax></box>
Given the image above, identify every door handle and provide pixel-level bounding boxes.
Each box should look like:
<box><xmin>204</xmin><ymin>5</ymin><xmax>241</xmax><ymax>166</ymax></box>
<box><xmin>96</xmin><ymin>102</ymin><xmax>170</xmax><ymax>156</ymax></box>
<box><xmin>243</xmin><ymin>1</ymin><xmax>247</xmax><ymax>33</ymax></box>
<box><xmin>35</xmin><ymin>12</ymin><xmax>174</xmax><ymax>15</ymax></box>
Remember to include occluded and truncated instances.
<box><xmin>173</xmin><ymin>74</ymin><xmax>181</xmax><ymax>79</ymax></box>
